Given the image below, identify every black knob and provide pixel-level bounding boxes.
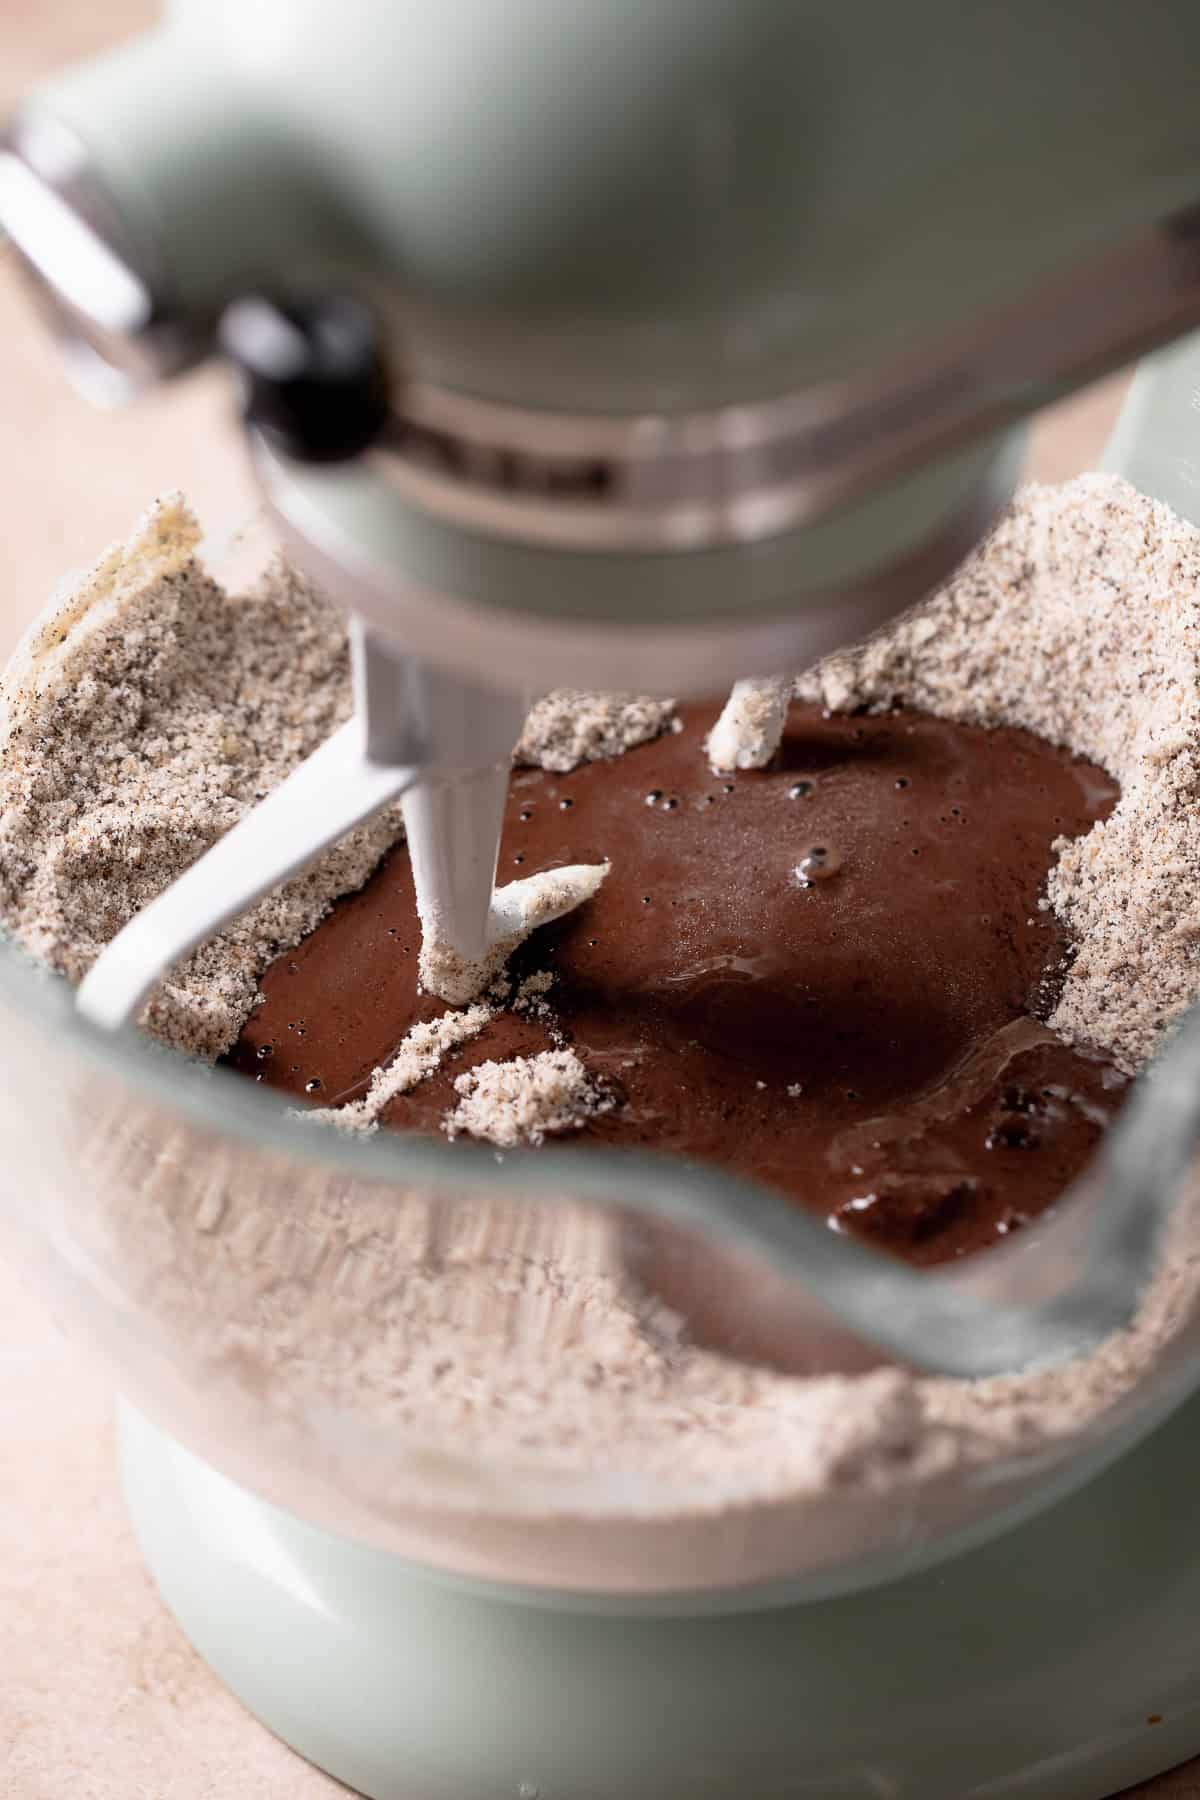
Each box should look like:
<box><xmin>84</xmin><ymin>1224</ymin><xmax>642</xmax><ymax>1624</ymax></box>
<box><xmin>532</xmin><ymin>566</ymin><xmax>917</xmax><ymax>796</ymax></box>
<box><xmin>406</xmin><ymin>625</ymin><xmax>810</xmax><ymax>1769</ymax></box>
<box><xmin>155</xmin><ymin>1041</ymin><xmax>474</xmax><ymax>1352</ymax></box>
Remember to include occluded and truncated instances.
<box><xmin>218</xmin><ymin>295</ymin><xmax>390</xmax><ymax>464</ymax></box>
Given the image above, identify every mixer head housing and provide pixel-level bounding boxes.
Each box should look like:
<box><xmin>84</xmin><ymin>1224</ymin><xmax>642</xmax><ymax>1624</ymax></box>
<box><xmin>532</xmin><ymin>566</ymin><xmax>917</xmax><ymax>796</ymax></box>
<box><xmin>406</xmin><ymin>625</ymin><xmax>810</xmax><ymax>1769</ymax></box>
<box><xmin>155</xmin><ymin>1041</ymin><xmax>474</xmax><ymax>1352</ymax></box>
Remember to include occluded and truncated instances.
<box><xmin>5</xmin><ymin>1</ymin><xmax>1200</xmax><ymax>691</ymax></box>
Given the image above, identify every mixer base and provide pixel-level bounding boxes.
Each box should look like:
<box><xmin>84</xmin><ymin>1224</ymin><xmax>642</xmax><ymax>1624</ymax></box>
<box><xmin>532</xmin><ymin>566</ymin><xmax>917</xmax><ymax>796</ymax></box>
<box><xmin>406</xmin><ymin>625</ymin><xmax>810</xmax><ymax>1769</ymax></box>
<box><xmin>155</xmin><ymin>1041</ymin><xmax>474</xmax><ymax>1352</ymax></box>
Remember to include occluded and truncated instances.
<box><xmin>118</xmin><ymin>1399</ymin><xmax>1200</xmax><ymax>1800</ymax></box>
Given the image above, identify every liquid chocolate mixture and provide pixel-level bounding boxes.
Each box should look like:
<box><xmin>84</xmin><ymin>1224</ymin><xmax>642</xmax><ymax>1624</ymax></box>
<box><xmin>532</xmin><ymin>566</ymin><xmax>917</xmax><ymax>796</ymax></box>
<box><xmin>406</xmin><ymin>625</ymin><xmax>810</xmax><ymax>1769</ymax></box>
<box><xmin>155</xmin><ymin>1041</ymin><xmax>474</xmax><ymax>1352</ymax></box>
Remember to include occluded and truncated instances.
<box><xmin>227</xmin><ymin>703</ymin><xmax>1126</xmax><ymax>1266</ymax></box>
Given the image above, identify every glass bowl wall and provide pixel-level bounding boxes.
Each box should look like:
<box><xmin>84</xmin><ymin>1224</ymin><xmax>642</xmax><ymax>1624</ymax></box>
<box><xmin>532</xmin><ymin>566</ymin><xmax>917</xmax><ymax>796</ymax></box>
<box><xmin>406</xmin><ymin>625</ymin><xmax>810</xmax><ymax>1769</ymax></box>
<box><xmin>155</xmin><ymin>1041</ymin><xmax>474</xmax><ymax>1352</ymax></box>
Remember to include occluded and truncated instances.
<box><xmin>4</xmin><ymin>941</ymin><xmax>1200</xmax><ymax>1603</ymax></box>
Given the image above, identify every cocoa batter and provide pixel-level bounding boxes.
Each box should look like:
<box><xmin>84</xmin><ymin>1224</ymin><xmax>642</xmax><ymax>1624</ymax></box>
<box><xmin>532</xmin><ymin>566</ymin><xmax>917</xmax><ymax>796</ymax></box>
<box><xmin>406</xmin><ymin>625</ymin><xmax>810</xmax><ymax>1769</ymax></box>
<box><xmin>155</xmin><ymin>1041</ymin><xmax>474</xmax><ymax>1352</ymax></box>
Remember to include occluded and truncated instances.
<box><xmin>227</xmin><ymin>700</ymin><xmax>1125</xmax><ymax>1266</ymax></box>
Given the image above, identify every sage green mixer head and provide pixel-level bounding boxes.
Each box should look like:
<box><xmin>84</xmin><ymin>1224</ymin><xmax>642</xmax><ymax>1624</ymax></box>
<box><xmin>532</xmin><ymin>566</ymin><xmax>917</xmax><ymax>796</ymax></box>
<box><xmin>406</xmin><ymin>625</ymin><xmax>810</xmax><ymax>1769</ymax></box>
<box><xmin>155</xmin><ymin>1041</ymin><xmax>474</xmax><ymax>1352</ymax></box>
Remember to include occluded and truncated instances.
<box><xmin>5</xmin><ymin>0</ymin><xmax>1200</xmax><ymax>692</ymax></box>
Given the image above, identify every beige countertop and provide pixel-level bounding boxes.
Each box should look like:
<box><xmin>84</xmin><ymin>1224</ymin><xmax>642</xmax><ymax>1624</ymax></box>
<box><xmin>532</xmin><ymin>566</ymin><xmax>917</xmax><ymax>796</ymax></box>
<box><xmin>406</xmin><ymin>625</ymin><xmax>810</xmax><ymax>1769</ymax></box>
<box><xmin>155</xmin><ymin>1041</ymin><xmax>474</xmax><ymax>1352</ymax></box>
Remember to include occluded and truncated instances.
<box><xmin>1</xmin><ymin>7</ymin><xmax>1197</xmax><ymax>1798</ymax></box>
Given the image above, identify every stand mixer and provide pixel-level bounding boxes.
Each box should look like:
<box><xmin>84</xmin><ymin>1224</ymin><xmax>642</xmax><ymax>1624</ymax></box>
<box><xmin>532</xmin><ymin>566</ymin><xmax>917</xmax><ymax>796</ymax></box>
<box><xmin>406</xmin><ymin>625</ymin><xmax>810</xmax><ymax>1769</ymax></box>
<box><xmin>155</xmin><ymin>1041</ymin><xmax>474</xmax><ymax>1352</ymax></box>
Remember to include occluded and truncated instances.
<box><xmin>9</xmin><ymin>0</ymin><xmax>1200</xmax><ymax>1021</ymax></box>
<box><xmin>8</xmin><ymin>4</ymin><xmax>1200</xmax><ymax>1796</ymax></box>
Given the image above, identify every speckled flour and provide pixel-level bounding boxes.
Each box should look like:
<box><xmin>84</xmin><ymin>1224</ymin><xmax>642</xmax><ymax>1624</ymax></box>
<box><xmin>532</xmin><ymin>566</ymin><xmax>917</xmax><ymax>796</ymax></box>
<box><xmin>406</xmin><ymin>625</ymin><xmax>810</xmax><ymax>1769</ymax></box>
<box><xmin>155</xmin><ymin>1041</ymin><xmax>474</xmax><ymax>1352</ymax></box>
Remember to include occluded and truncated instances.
<box><xmin>6</xmin><ymin>475</ymin><xmax>1200</xmax><ymax>1554</ymax></box>
<box><xmin>515</xmin><ymin>690</ymin><xmax>679</xmax><ymax>773</ymax></box>
<box><xmin>444</xmin><ymin>1046</ymin><xmax>617</xmax><ymax>1146</ymax></box>
<box><xmin>0</xmin><ymin>496</ymin><xmax>402</xmax><ymax>1061</ymax></box>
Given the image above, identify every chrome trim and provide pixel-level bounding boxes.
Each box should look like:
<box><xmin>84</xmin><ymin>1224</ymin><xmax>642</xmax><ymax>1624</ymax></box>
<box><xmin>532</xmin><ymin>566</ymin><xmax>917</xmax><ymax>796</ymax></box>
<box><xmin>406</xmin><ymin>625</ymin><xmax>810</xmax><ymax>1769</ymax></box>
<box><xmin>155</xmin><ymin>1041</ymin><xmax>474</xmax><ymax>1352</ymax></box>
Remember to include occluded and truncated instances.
<box><xmin>0</xmin><ymin>111</ymin><xmax>202</xmax><ymax>399</ymax></box>
<box><xmin>374</xmin><ymin>205</ymin><xmax>1200</xmax><ymax>551</ymax></box>
<box><xmin>258</xmin><ymin>436</ymin><xmax>1012</xmax><ymax>697</ymax></box>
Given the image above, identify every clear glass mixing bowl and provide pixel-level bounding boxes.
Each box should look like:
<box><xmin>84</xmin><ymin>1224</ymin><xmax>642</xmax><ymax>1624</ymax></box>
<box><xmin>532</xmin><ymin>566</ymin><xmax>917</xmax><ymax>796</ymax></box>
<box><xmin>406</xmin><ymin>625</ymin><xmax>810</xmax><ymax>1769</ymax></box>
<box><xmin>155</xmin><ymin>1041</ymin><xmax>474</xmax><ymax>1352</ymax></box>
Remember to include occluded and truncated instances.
<box><xmin>5</xmin><ymin>501</ymin><xmax>1200</xmax><ymax>1609</ymax></box>
<box><xmin>4</xmin><ymin>917</ymin><xmax>1200</xmax><ymax>1603</ymax></box>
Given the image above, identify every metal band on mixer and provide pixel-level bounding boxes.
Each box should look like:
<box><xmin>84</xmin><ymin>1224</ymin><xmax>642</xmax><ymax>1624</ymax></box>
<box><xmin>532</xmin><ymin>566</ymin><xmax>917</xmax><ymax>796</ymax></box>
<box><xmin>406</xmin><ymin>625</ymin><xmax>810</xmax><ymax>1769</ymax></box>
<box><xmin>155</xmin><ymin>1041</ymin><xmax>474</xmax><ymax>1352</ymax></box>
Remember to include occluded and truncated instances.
<box><xmin>260</xmin><ymin>441</ymin><xmax>1014</xmax><ymax>697</ymax></box>
<box><xmin>0</xmin><ymin>113</ymin><xmax>202</xmax><ymax>398</ymax></box>
<box><xmin>374</xmin><ymin>206</ymin><xmax>1200</xmax><ymax>553</ymax></box>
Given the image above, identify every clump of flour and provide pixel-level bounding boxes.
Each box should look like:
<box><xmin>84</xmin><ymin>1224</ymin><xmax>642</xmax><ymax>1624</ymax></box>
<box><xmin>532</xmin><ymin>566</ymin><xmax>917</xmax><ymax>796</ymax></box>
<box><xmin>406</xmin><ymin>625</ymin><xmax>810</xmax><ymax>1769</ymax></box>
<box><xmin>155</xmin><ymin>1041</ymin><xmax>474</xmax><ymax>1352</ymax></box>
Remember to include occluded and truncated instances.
<box><xmin>515</xmin><ymin>691</ymin><xmax>678</xmax><ymax>773</ymax></box>
<box><xmin>444</xmin><ymin>1047</ymin><xmax>616</xmax><ymax>1146</ymax></box>
<box><xmin>705</xmin><ymin>676</ymin><xmax>793</xmax><ymax>771</ymax></box>
<box><xmin>306</xmin><ymin>1003</ymin><xmax>495</xmax><ymax>1133</ymax></box>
